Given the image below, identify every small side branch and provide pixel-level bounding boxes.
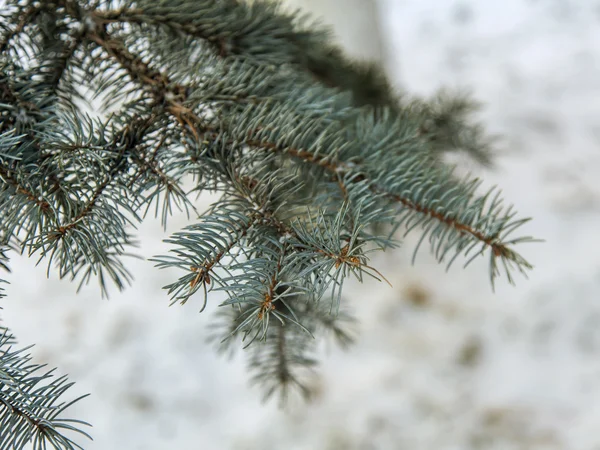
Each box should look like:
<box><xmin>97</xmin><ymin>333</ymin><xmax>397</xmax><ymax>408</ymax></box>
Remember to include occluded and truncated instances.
<box><xmin>0</xmin><ymin>330</ymin><xmax>91</xmax><ymax>449</ymax></box>
<box><xmin>49</xmin><ymin>113</ymin><xmax>157</xmax><ymax>239</ymax></box>
<box><xmin>0</xmin><ymin>167</ymin><xmax>51</xmax><ymax>213</ymax></box>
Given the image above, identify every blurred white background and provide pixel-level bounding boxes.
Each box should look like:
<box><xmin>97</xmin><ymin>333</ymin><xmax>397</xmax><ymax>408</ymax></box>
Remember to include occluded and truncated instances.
<box><xmin>4</xmin><ymin>0</ymin><xmax>600</xmax><ymax>448</ymax></box>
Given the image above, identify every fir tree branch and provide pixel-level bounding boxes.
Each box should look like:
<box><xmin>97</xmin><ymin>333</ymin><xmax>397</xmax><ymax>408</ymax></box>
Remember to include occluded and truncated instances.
<box><xmin>252</xmin><ymin>136</ymin><xmax>500</xmax><ymax>255</ymax></box>
<box><xmin>92</xmin><ymin>0</ymin><xmax>398</xmax><ymax>110</ymax></box>
<box><xmin>75</xmin><ymin>10</ymin><xmax>208</xmax><ymax>153</ymax></box>
<box><xmin>75</xmin><ymin>13</ymin><xmax>531</xmax><ymax>285</ymax></box>
<box><xmin>125</xmin><ymin>127</ymin><xmax>192</xmax><ymax>227</ymax></box>
<box><xmin>4</xmin><ymin>0</ymin><xmax>492</xmax><ymax>167</ymax></box>
<box><xmin>0</xmin><ymin>164</ymin><xmax>52</xmax><ymax>214</ymax></box>
<box><xmin>48</xmin><ymin>112</ymin><xmax>156</xmax><ymax>239</ymax></box>
<box><xmin>153</xmin><ymin>205</ymin><xmax>258</xmax><ymax>310</ymax></box>
<box><xmin>271</xmin><ymin>320</ymin><xmax>313</xmax><ymax>401</ymax></box>
<box><xmin>91</xmin><ymin>0</ymin><xmax>493</xmax><ymax>167</ymax></box>
<box><xmin>70</xmin><ymin>16</ymin><xmax>368</xmax><ymax>272</ymax></box>
<box><xmin>247</xmin><ymin>288</ymin><xmax>320</xmax><ymax>403</ymax></box>
<box><xmin>29</xmin><ymin>113</ymin><xmax>172</xmax><ymax>295</ymax></box>
<box><xmin>0</xmin><ymin>250</ymin><xmax>88</xmax><ymax>449</ymax></box>
<box><xmin>228</xmin><ymin>124</ymin><xmax>529</xmax><ymax>284</ymax></box>
<box><xmin>0</xmin><ymin>328</ymin><xmax>92</xmax><ymax>450</ymax></box>
<box><xmin>0</xmin><ymin>0</ymin><xmax>538</xmax><ymax>416</ymax></box>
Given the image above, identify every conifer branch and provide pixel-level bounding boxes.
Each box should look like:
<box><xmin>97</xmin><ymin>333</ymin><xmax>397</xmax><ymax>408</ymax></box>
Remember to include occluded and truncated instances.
<box><xmin>48</xmin><ymin>113</ymin><xmax>157</xmax><ymax>239</ymax></box>
<box><xmin>153</xmin><ymin>206</ymin><xmax>258</xmax><ymax>310</ymax></box>
<box><xmin>0</xmin><ymin>0</ymin><xmax>538</xmax><ymax>424</ymax></box>
<box><xmin>76</xmin><ymin>17</ymin><xmax>528</xmax><ymax>285</ymax></box>
<box><xmin>0</xmin><ymin>328</ymin><xmax>92</xmax><ymax>450</ymax></box>
<box><xmin>91</xmin><ymin>1</ymin><xmax>398</xmax><ymax>111</ymax></box>
<box><xmin>0</xmin><ymin>164</ymin><xmax>52</xmax><ymax>213</ymax></box>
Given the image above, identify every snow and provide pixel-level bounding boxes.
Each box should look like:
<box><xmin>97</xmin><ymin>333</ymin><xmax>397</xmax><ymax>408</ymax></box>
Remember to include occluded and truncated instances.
<box><xmin>3</xmin><ymin>0</ymin><xmax>600</xmax><ymax>448</ymax></box>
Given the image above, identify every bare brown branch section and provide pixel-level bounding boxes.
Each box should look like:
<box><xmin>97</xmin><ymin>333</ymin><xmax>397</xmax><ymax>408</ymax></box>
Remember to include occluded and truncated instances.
<box><xmin>258</xmin><ymin>246</ymin><xmax>284</xmax><ymax>320</ymax></box>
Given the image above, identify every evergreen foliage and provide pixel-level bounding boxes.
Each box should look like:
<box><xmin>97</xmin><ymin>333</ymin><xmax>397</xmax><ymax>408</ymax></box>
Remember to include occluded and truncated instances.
<box><xmin>0</xmin><ymin>0</ymin><xmax>536</xmax><ymax>447</ymax></box>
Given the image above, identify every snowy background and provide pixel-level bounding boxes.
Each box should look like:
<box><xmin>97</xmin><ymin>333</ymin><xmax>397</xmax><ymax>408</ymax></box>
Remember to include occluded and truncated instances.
<box><xmin>4</xmin><ymin>0</ymin><xmax>600</xmax><ymax>448</ymax></box>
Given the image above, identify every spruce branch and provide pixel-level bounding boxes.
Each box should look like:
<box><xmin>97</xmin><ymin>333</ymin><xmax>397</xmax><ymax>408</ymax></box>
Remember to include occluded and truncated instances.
<box><xmin>89</xmin><ymin>0</ymin><xmax>493</xmax><ymax>162</ymax></box>
<box><xmin>152</xmin><ymin>202</ymin><xmax>258</xmax><ymax>310</ymax></box>
<box><xmin>0</xmin><ymin>0</ymin><xmax>538</xmax><ymax>422</ymax></box>
<box><xmin>0</xmin><ymin>328</ymin><xmax>92</xmax><ymax>450</ymax></box>
<box><xmin>74</xmin><ymin>13</ymin><xmax>531</xmax><ymax>286</ymax></box>
<box><xmin>0</xmin><ymin>248</ymin><xmax>90</xmax><ymax>449</ymax></box>
<box><xmin>91</xmin><ymin>0</ymin><xmax>396</xmax><ymax>108</ymax></box>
